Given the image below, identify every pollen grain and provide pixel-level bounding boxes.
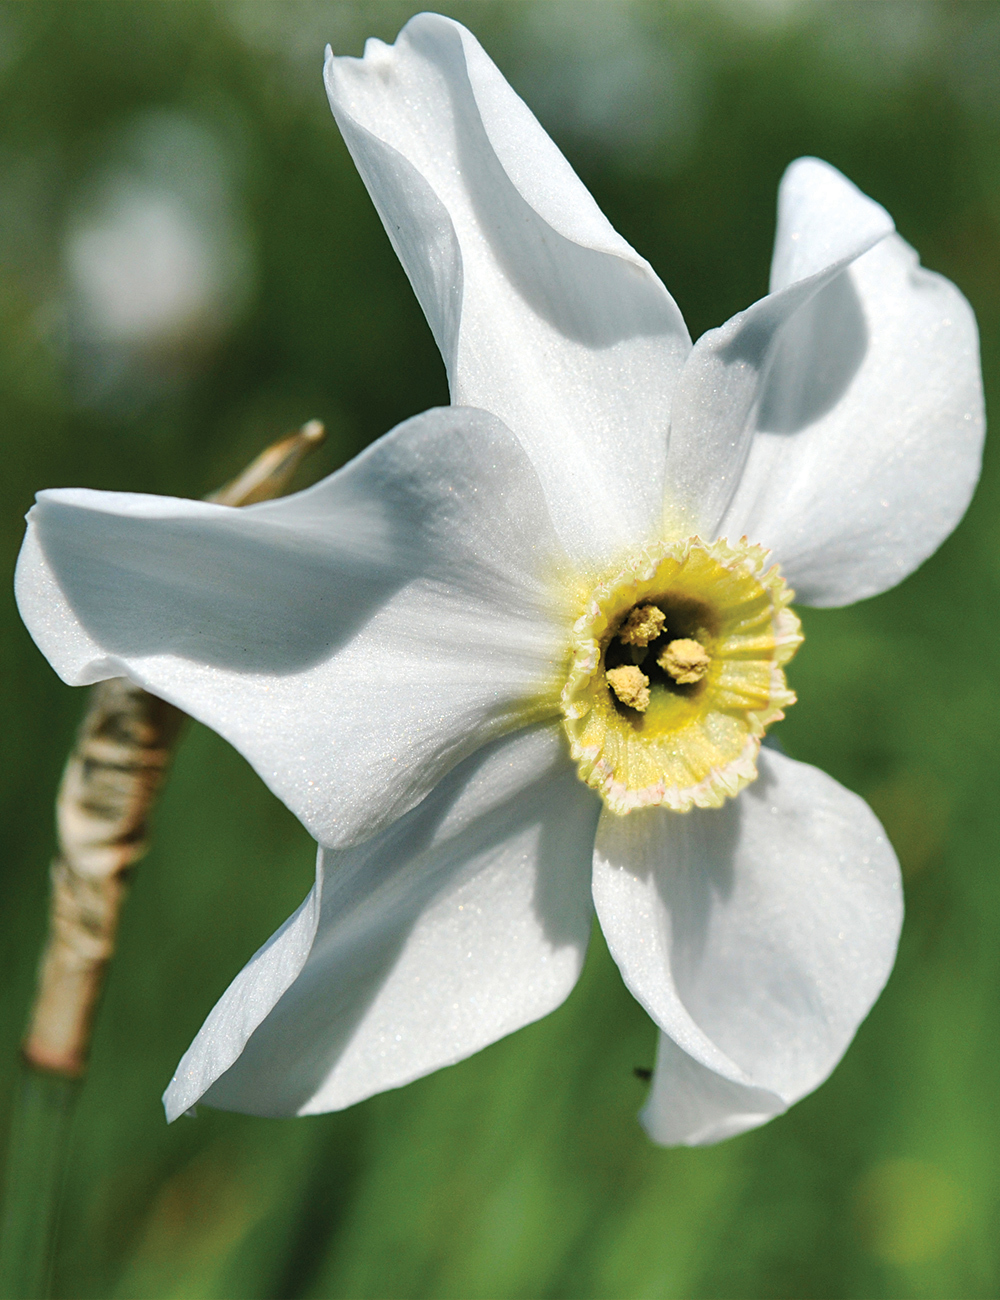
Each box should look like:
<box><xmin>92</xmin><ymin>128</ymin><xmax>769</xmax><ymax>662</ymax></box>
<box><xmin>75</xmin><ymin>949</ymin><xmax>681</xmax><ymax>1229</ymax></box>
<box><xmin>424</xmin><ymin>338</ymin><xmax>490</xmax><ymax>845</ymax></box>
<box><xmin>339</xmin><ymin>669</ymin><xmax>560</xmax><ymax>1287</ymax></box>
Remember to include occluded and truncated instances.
<box><xmin>606</xmin><ymin>665</ymin><xmax>651</xmax><ymax>712</ymax></box>
<box><xmin>617</xmin><ymin>604</ymin><xmax>666</xmax><ymax>647</ymax></box>
<box><xmin>658</xmin><ymin>638</ymin><xmax>711</xmax><ymax>684</ymax></box>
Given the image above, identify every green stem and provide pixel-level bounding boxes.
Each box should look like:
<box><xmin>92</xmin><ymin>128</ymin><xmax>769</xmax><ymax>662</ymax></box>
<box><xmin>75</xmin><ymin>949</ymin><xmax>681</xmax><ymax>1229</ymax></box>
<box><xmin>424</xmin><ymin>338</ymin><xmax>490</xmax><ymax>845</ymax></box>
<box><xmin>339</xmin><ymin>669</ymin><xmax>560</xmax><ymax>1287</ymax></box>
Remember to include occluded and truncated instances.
<box><xmin>0</xmin><ymin>1064</ymin><xmax>81</xmax><ymax>1300</ymax></box>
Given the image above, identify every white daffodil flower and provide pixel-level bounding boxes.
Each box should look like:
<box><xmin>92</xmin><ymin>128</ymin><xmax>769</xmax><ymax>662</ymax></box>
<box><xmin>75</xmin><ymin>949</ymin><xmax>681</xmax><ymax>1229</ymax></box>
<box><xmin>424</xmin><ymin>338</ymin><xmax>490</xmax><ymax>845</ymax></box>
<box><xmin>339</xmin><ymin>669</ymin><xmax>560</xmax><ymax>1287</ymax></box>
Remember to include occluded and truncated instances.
<box><xmin>15</xmin><ymin>14</ymin><xmax>983</xmax><ymax>1145</ymax></box>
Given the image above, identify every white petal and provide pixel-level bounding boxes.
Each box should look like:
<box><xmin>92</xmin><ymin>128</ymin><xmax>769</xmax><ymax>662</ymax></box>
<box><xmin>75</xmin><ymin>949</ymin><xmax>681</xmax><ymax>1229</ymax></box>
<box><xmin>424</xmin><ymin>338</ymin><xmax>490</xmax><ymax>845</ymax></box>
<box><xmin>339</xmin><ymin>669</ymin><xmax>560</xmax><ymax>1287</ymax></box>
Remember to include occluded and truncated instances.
<box><xmin>641</xmin><ymin>1034</ymin><xmax>786</xmax><ymax>1147</ymax></box>
<box><xmin>164</xmin><ymin>724</ymin><xmax>599</xmax><ymax>1119</ymax></box>
<box><xmin>721</xmin><ymin>218</ymin><xmax>984</xmax><ymax>604</ymax></box>
<box><xmin>768</xmin><ymin>157</ymin><xmax>897</xmax><ymax>293</ymax></box>
<box><xmin>164</xmin><ymin>854</ymin><xmax>326</xmax><ymax>1122</ymax></box>
<box><xmin>593</xmin><ymin>747</ymin><xmax>902</xmax><ymax>1146</ymax></box>
<box><xmin>16</xmin><ymin>406</ymin><xmax>570</xmax><ymax>848</ymax></box>
<box><xmin>325</xmin><ymin>13</ymin><xmax>690</xmax><ymax>567</ymax></box>
<box><xmin>664</xmin><ymin>158</ymin><xmax>894</xmax><ymax>535</ymax></box>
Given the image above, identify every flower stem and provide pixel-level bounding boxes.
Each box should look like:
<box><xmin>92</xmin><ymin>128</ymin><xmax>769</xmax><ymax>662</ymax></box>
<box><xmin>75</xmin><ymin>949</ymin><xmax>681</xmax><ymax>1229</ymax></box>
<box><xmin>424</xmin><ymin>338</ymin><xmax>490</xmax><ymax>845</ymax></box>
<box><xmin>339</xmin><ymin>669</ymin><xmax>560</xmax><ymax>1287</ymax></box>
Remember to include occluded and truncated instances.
<box><xmin>0</xmin><ymin>677</ymin><xmax>184</xmax><ymax>1300</ymax></box>
<box><xmin>0</xmin><ymin>420</ymin><xmax>326</xmax><ymax>1299</ymax></box>
<box><xmin>24</xmin><ymin>679</ymin><xmax>187</xmax><ymax>1079</ymax></box>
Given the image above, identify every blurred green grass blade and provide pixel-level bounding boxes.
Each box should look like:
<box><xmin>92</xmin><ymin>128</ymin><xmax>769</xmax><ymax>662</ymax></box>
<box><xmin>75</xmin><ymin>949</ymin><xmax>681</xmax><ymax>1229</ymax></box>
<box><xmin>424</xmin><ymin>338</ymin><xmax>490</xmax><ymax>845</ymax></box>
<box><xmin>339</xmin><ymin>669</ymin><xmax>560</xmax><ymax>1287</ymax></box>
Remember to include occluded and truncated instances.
<box><xmin>0</xmin><ymin>1068</ymin><xmax>81</xmax><ymax>1300</ymax></box>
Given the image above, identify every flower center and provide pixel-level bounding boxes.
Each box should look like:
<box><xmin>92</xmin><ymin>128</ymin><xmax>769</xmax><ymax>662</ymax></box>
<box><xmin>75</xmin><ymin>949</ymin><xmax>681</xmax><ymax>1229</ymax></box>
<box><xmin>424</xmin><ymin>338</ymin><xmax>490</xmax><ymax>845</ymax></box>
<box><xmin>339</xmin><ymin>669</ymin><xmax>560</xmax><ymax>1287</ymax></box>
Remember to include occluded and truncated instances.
<box><xmin>560</xmin><ymin>537</ymin><xmax>802</xmax><ymax>814</ymax></box>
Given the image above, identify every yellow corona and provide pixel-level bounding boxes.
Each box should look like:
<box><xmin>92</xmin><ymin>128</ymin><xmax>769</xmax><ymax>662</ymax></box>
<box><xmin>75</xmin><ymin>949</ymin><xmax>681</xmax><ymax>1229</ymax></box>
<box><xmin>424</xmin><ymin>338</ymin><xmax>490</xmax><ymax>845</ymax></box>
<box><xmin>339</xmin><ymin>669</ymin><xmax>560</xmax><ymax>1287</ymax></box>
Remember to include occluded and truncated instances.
<box><xmin>561</xmin><ymin>537</ymin><xmax>803</xmax><ymax>814</ymax></box>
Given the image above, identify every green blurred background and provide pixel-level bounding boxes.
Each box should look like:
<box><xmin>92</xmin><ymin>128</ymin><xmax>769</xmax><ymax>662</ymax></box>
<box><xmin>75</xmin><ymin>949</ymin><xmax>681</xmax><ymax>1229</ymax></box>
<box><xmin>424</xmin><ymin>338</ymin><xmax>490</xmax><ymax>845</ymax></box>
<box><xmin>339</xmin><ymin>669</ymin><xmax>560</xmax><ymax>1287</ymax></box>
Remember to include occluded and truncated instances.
<box><xmin>1</xmin><ymin>2</ymin><xmax>998</xmax><ymax>1296</ymax></box>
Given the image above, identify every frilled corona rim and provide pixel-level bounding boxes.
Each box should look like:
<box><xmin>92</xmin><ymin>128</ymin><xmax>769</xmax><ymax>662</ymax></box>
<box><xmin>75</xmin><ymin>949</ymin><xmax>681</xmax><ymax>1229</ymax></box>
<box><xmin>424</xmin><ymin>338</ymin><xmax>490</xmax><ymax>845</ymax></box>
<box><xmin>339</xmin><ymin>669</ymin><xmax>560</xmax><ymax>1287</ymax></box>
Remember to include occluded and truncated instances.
<box><xmin>560</xmin><ymin>536</ymin><xmax>803</xmax><ymax>814</ymax></box>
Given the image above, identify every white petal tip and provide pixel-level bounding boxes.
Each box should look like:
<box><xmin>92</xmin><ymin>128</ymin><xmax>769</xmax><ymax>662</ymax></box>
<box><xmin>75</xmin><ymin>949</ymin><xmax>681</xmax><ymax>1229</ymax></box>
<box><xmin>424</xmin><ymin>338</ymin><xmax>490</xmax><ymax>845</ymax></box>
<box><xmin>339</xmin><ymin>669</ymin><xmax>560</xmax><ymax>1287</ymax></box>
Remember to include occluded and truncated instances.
<box><xmin>640</xmin><ymin>1101</ymin><xmax>786</xmax><ymax>1148</ymax></box>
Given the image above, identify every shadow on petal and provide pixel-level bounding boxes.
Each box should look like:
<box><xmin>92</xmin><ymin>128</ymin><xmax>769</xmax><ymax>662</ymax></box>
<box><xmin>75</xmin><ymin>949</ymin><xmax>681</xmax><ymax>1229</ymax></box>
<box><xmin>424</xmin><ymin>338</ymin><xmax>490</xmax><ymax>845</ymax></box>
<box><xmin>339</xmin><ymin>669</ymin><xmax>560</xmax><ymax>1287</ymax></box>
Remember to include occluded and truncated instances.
<box><xmin>656</xmin><ymin>800</ymin><xmax>740</xmax><ymax>998</ymax></box>
<box><xmin>757</xmin><ymin>269</ymin><xmax>868</xmax><ymax>434</ymax></box>
<box><xmin>34</xmin><ymin>499</ymin><xmax>415</xmax><ymax>674</ymax></box>
<box><xmin>421</xmin><ymin>23</ymin><xmax>677</xmax><ymax>351</ymax></box>
<box><xmin>200</xmin><ymin>729</ymin><xmax>597</xmax><ymax>1117</ymax></box>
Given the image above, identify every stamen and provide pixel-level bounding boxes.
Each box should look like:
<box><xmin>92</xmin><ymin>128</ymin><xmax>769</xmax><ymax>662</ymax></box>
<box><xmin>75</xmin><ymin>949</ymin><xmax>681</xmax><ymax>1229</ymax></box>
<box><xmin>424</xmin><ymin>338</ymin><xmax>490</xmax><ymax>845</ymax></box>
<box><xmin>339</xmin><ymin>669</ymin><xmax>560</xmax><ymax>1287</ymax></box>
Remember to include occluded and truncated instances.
<box><xmin>618</xmin><ymin>605</ymin><xmax>666</xmax><ymax>647</ymax></box>
<box><xmin>606</xmin><ymin>665</ymin><xmax>650</xmax><ymax>712</ymax></box>
<box><xmin>658</xmin><ymin>638</ymin><xmax>711</xmax><ymax>684</ymax></box>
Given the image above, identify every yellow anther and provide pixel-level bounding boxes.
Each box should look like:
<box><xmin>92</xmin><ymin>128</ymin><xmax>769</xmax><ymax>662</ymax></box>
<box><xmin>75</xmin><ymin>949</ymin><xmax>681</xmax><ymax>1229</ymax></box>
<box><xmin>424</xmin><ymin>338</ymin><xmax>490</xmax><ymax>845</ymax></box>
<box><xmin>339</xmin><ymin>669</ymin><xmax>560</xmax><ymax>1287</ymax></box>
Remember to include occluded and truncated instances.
<box><xmin>618</xmin><ymin>604</ymin><xmax>666</xmax><ymax>647</ymax></box>
<box><xmin>658</xmin><ymin>638</ymin><xmax>711</xmax><ymax>684</ymax></box>
<box><xmin>606</xmin><ymin>665</ymin><xmax>650</xmax><ymax>712</ymax></box>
